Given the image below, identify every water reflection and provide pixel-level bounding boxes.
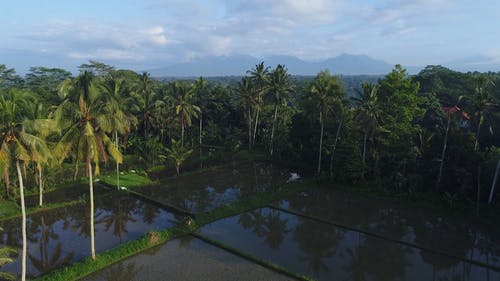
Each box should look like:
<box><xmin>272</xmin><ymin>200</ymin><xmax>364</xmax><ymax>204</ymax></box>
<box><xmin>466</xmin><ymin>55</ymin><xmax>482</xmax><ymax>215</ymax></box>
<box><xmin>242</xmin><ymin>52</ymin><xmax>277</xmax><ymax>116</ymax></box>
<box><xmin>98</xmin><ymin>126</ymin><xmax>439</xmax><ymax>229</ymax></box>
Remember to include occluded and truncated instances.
<box><xmin>27</xmin><ymin>215</ymin><xmax>74</xmax><ymax>279</ymax></box>
<box><xmin>134</xmin><ymin>162</ymin><xmax>294</xmax><ymax>213</ymax></box>
<box><xmin>83</xmin><ymin>237</ymin><xmax>293</xmax><ymax>281</ymax></box>
<box><xmin>198</xmin><ymin>208</ymin><xmax>500</xmax><ymax>281</ymax></box>
<box><xmin>0</xmin><ymin>193</ymin><xmax>176</xmax><ymax>278</ymax></box>
<box><xmin>277</xmin><ymin>187</ymin><xmax>500</xmax><ymax>269</ymax></box>
<box><xmin>98</xmin><ymin>262</ymin><xmax>142</xmax><ymax>281</ymax></box>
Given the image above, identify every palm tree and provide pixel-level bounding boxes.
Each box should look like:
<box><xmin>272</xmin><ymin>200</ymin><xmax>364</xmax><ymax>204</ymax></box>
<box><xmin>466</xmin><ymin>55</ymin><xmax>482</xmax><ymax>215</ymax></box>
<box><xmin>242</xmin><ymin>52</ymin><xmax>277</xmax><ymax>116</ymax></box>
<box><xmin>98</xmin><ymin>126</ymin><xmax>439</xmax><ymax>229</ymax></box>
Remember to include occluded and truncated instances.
<box><xmin>133</xmin><ymin>72</ymin><xmax>157</xmax><ymax>139</ymax></box>
<box><xmin>101</xmin><ymin>75</ymin><xmax>137</xmax><ymax>189</ymax></box>
<box><xmin>56</xmin><ymin>70</ymin><xmax>122</xmax><ymax>260</ymax></box>
<box><xmin>352</xmin><ymin>82</ymin><xmax>382</xmax><ymax>177</ymax></box>
<box><xmin>165</xmin><ymin>139</ymin><xmax>193</xmax><ymax>176</ymax></box>
<box><xmin>172</xmin><ymin>82</ymin><xmax>200</xmax><ymax>147</ymax></box>
<box><xmin>310</xmin><ymin>70</ymin><xmax>342</xmax><ymax>176</ymax></box>
<box><xmin>193</xmin><ymin>77</ymin><xmax>209</xmax><ymax>154</ymax></box>
<box><xmin>461</xmin><ymin>75</ymin><xmax>498</xmax><ymax>152</ymax></box>
<box><xmin>23</xmin><ymin>100</ymin><xmax>57</xmax><ymax>206</ymax></box>
<box><xmin>248</xmin><ymin>62</ymin><xmax>270</xmax><ymax>147</ymax></box>
<box><xmin>0</xmin><ymin>89</ymin><xmax>50</xmax><ymax>281</ymax></box>
<box><xmin>436</xmin><ymin>106</ymin><xmax>470</xmax><ymax>190</ymax></box>
<box><xmin>329</xmin><ymin>101</ymin><xmax>347</xmax><ymax>177</ymax></box>
<box><xmin>461</xmin><ymin>75</ymin><xmax>498</xmax><ymax>207</ymax></box>
<box><xmin>237</xmin><ymin>77</ymin><xmax>256</xmax><ymax>149</ymax></box>
<box><xmin>267</xmin><ymin>64</ymin><xmax>293</xmax><ymax>156</ymax></box>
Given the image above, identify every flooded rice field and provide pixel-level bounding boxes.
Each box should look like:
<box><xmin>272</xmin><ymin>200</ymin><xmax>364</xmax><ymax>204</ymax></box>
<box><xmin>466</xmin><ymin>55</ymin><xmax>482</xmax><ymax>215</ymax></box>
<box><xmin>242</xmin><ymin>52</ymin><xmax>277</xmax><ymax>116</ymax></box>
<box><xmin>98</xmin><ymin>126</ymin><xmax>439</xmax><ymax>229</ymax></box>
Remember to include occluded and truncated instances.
<box><xmin>1</xmin><ymin>193</ymin><xmax>176</xmax><ymax>279</ymax></box>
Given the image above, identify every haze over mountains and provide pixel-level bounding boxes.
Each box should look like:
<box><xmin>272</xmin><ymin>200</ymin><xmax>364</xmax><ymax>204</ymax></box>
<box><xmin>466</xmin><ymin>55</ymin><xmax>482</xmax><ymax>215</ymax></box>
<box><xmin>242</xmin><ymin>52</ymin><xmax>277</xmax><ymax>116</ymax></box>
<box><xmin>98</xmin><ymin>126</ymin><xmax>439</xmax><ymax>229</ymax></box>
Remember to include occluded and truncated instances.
<box><xmin>148</xmin><ymin>54</ymin><xmax>404</xmax><ymax>77</ymax></box>
<box><xmin>147</xmin><ymin>53</ymin><xmax>500</xmax><ymax>77</ymax></box>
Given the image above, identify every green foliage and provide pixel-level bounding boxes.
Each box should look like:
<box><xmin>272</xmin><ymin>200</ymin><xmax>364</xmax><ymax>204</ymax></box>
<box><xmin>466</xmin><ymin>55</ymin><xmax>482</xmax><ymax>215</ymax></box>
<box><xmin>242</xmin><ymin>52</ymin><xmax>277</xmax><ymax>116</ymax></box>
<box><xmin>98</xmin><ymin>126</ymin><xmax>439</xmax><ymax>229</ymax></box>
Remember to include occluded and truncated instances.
<box><xmin>101</xmin><ymin>172</ymin><xmax>153</xmax><ymax>188</ymax></box>
<box><xmin>164</xmin><ymin>139</ymin><xmax>193</xmax><ymax>176</ymax></box>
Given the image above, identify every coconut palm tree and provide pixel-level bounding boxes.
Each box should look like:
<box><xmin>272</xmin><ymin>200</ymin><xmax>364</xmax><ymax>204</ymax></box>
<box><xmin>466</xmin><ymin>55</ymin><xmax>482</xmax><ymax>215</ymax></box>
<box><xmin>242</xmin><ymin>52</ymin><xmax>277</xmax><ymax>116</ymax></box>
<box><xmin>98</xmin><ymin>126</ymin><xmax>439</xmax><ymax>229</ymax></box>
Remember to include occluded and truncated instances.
<box><xmin>267</xmin><ymin>64</ymin><xmax>293</xmax><ymax>156</ymax></box>
<box><xmin>237</xmin><ymin>77</ymin><xmax>256</xmax><ymax>149</ymax></box>
<box><xmin>56</xmin><ymin>70</ymin><xmax>122</xmax><ymax>260</ymax></box>
<box><xmin>435</xmin><ymin>106</ymin><xmax>470</xmax><ymax>190</ymax></box>
<box><xmin>165</xmin><ymin>139</ymin><xmax>192</xmax><ymax>176</ymax></box>
<box><xmin>462</xmin><ymin>75</ymin><xmax>498</xmax><ymax>152</ymax></box>
<box><xmin>310</xmin><ymin>70</ymin><xmax>343</xmax><ymax>176</ymax></box>
<box><xmin>23</xmin><ymin>100</ymin><xmax>58</xmax><ymax>207</ymax></box>
<box><xmin>248</xmin><ymin>62</ymin><xmax>270</xmax><ymax>147</ymax></box>
<box><xmin>101</xmin><ymin>75</ymin><xmax>137</xmax><ymax>189</ymax></box>
<box><xmin>172</xmin><ymin>82</ymin><xmax>200</xmax><ymax>147</ymax></box>
<box><xmin>133</xmin><ymin>72</ymin><xmax>157</xmax><ymax>139</ymax></box>
<box><xmin>329</xmin><ymin>101</ymin><xmax>348</xmax><ymax>178</ymax></box>
<box><xmin>460</xmin><ymin>75</ymin><xmax>498</xmax><ymax>206</ymax></box>
<box><xmin>0</xmin><ymin>89</ymin><xmax>50</xmax><ymax>281</ymax></box>
<box><xmin>193</xmin><ymin>77</ymin><xmax>209</xmax><ymax>153</ymax></box>
<box><xmin>352</xmin><ymin>82</ymin><xmax>382</xmax><ymax>177</ymax></box>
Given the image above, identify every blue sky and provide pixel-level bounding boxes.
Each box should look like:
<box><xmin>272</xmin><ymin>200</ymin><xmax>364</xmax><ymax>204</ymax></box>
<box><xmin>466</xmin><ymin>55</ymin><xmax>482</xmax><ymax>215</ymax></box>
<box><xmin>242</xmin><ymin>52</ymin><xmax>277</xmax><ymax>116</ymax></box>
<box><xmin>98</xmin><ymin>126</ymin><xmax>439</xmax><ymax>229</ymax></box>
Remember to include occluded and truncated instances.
<box><xmin>1</xmin><ymin>0</ymin><xmax>499</xmax><ymax>73</ymax></box>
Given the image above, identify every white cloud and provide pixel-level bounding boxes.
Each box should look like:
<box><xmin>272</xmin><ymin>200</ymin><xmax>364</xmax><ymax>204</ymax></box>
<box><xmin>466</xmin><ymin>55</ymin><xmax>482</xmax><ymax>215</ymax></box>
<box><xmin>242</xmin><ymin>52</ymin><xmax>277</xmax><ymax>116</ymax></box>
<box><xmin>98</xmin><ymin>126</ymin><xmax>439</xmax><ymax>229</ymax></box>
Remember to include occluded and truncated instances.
<box><xmin>23</xmin><ymin>20</ymin><xmax>172</xmax><ymax>54</ymax></box>
<box><xmin>68</xmin><ymin>49</ymin><xmax>142</xmax><ymax>61</ymax></box>
<box><xmin>224</xmin><ymin>0</ymin><xmax>342</xmax><ymax>25</ymax></box>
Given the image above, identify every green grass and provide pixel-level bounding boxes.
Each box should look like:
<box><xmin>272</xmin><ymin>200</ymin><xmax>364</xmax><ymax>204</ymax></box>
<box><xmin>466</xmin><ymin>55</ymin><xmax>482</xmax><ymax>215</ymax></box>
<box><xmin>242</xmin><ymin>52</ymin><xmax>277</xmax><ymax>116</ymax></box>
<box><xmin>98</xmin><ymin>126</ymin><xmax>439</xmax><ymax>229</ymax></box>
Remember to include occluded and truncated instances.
<box><xmin>34</xmin><ymin>180</ymin><xmax>310</xmax><ymax>281</ymax></box>
<box><xmin>100</xmin><ymin>172</ymin><xmax>154</xmax><ymax>188</ymax></box>
<box><xmin>0</xmin><ymin>199</ymin><xmax>19</xmax><ymax>218</ymax></box>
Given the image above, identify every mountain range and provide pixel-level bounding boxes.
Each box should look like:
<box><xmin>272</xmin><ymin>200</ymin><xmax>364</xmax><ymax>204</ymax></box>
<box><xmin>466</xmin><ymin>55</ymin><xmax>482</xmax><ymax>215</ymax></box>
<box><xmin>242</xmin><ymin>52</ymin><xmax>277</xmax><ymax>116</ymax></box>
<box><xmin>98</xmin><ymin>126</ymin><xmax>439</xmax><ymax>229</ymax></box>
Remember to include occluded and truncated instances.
<box><xmin>148</xmin><ymin>54</ymin><xmax>405</xmax><ymax>77</ymax></box>
<box><xmin>147</xmin><ymin>53</ymin><xmax>500</xmax><ymax>77</ymax></box>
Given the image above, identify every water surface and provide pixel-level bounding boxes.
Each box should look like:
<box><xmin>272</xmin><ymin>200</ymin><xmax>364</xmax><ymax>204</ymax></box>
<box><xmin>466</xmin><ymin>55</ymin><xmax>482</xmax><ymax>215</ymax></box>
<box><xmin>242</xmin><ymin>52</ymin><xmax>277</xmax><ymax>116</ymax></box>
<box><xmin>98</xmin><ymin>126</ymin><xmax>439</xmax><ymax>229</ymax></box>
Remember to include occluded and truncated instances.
<box><xmin>82</xmin><ymin>236</ymin><xmax>293</xmax><ymax>281</ymax></box>
<box><xmin>198</xmin><ymin>207</ymin><xmax>500</xmax><ymax>281</ymax></box>
<box><xmin>0</xmin><ymin>193</ymin><xmax>177</xmax><ymax>279</ymax></box>
<box><xmin>274</xmin><ymin>186</ymin><xmax>500</xmax><ymax>269</ymax></box>
<box><xmin>134</xmin><ymin>162</ymin><xmax>294</xmax><ymax>213</ymax></box>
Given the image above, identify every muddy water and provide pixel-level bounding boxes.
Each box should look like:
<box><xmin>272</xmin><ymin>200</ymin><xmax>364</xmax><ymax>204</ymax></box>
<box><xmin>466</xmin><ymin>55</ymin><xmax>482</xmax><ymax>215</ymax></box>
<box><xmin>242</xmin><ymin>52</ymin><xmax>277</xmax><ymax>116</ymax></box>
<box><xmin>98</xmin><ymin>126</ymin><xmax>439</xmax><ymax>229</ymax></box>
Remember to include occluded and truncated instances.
<box><xmin>274</xmin><ymin>186</ymin><xmax>500</xmax><ymax>269</ymax></box>
<box><xmin>0</xmin><ymin>193</ymin><xmax>177</xmax><ymax>279</ymax></box>
<box><xmin>198</xmin><ymin>207</ymin><xmax>500</xmax><ymax>281</ymax></box>
<box><xmin>134</xmin><ymin>162</ymin><xmax>296</xmax><ymax>213</ymax></box>
<box><xmin>82</xmin><ymin>236</ymin><xmax>293</xmax><ymax>281</ymax></box>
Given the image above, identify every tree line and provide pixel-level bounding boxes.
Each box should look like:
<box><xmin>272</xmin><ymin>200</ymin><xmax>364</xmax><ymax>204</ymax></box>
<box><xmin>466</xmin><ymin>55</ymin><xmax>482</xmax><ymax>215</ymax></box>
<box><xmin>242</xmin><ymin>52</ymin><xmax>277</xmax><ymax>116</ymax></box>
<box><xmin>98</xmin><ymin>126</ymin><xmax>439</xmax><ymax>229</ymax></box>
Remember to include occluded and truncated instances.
<box><xmin>0</xmin><ymin>61</ymin><xmax>499</xmax><ymax>280</ymax></box>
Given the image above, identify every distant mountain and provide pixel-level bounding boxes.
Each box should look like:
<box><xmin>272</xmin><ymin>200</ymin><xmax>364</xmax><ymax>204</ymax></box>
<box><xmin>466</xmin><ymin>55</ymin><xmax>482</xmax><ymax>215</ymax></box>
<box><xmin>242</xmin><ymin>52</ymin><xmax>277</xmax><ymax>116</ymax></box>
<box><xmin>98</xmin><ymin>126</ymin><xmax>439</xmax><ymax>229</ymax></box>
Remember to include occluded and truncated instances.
<box><xmin>443</xmin><ymin>55</ymin><xmax>500</xmax><ymax>73</ymax></box>
<box><xmin>148</xmin><ymin>53</ymin><xmax>416</xmax><ymax>77</ymax></box>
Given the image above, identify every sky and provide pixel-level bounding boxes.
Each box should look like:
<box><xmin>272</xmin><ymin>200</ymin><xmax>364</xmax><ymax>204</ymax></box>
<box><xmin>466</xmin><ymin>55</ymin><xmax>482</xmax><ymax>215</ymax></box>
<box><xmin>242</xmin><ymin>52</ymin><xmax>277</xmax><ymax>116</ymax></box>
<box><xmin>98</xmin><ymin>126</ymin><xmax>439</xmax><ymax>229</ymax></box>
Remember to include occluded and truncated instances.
<box><xmin>1</xmin><ymin>0</ymin><xmax>499</xmax><ymax>73</ymax></box>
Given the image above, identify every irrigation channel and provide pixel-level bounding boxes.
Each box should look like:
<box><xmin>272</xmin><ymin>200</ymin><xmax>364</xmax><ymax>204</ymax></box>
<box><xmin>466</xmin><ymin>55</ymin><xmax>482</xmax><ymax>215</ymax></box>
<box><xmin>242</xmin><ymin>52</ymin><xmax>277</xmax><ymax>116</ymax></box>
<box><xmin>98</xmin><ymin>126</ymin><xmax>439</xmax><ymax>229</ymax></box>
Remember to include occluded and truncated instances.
<box><xmin>1</xmin><ymin>161</ymin><xmax>500</xmax><ymax>280</ymax></box>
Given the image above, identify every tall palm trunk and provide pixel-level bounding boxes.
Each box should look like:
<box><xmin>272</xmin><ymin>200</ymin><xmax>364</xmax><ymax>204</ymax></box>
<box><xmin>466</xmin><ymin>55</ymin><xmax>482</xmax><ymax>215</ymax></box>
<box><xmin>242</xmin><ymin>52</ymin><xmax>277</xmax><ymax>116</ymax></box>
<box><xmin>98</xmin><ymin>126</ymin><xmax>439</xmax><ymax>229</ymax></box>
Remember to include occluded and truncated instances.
<box><xmin>270</xmin><ymin>104</ymin><xmax>278</xmax><ymax>156</ymax></box>
<box><xmin>38</xmin><ymin>167</ymin><xmax>43</xmax><ymax>207</ymax></box>
<box><xmin>88</xmin><ymin>161</ymin><xmax>96</xmax><ymax>260</ymax></box>
<box><xmin>143</xmin><ymin>117</ymin><xmax>148</xmax><ymax>139</ymax></box>
<box><xmin>317</xmin><ymin>113</ymin><xmax>324</xmax><ymax>177</ymax></box>
<box><xmin>181</xmin><ymin>117</ymin><xmax>185</xmax><ymax>148</ymax></box>
<box><xmin>199</xmin><ymin>113</ymin><xmax>203</xmax><ymax>156</ymax></box>
<box><xmin>329</xmin><ymin>119</ymin><xmax>343</xmax><ymax>177</ymax></box>
<box><xmin>477</xmin><ymin>166</ymin><xmax>481</xmax><ymax>216</ymax></box>
<box><xmin>248</xmin><ymin>108</ymin><xmax>252</xmax><ymax>150</ymax></box>
<box><xmin>437</xmin><ymin>114</ymin><xmax>451</xmax><ymax>191</ymax></box>
<box><xmin>115</xmin><ymin>131</ymin><xmax>120</xmax><ymax>190</ymax></box>
<box><xmin>474</xmin><ymin>114</ymin><xmax>483</xmax><ymax>151</ymax></box>
<box><xmin>3</xmin><ymin>169</ymin><xmax>10</xmax><ymax>198</ymax></box>
<box><xmin>488</xmin><ymin>159</ymin><xmax>500</xmax><ymax>204</ymax></box>
<box><xmin>362</xmin><ymin>131</ymin><xmax>368</xmax><ymax>178</ymax></box>
<box><xmin>16</xmin><ymin>160</ymin><xmax>27</xmax><ymax>281</ymax></box>
<box><xmin>252</xmin><ymin>106</ymin><xmax>260</xmax><ymax>147</ymax></box>
<box><xmin>73</xmin><ymin>160</ymin><xmax>79</xmax><ymax>181</ymax></box>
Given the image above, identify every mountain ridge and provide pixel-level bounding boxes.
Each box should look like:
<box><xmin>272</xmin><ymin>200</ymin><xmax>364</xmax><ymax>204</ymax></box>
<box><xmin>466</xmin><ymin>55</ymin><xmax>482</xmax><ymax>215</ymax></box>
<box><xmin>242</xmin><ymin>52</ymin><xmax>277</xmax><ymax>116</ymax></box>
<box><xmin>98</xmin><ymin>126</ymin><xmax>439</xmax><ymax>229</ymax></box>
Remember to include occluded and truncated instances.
<box><xmin>148</xmin><ymin>53</ymin><xmax>416</xmax><ymax>77</ymax></box>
